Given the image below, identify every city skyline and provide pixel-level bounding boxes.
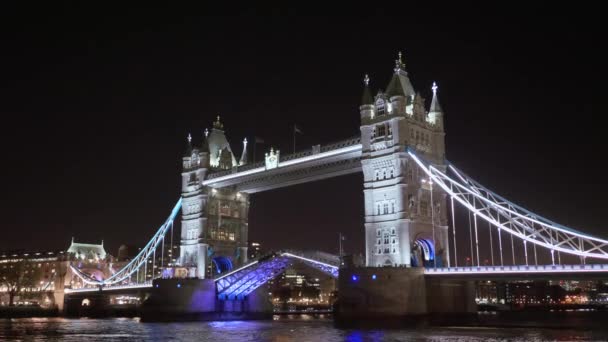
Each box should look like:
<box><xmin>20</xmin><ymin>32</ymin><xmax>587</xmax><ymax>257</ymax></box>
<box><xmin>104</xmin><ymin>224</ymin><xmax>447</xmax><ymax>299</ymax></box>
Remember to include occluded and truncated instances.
<box><xmin>0</xmin><ymin>5</ymin><xmax>605</xmax><ymax>257</ymax></box>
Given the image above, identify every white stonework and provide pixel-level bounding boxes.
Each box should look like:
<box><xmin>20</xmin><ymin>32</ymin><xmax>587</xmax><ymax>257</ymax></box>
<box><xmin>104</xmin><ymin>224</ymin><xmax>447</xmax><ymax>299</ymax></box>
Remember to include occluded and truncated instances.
<box><xmin>179</xmin><ymin>53</ymin><xmax>449</xmax><ymax>274</ymax></box>
<box><xmin>179</xmin><ymin>123</ymin><xmax>249</xmax><ymax>279</ymax></box>
<box><xmin>361</xmin><ymin>54</ymin><xmax>448</xmax><ymax>267</ymax></box>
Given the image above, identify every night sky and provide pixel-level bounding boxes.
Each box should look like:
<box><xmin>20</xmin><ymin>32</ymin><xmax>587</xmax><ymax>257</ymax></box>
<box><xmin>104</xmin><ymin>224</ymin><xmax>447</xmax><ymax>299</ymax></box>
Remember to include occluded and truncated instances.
<box><xmin>0</xmin><ymin>5</ymin><xmax>605</xmax><ymax>260</ymax></box>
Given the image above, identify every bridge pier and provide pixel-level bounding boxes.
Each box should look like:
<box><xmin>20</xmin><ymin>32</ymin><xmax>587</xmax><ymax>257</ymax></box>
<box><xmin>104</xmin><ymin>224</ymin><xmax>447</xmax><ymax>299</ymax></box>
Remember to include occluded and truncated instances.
<box><xmin>335</xmin><ymin>267</ymin><xmax>476</xmax><ymax>327</ymax></box>
<box><xmin>140</xmin><ymin>278</ymin><xmax>272</xmax><ymax>321</ymax></box>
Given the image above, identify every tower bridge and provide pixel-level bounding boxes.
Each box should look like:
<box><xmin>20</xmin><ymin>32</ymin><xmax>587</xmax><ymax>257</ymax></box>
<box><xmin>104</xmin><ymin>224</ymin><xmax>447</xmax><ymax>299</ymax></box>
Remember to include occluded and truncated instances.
<box><xmin>64</xmin><ymin>52</ymin><xmax>608</xmax><ymax>320</ymax></box>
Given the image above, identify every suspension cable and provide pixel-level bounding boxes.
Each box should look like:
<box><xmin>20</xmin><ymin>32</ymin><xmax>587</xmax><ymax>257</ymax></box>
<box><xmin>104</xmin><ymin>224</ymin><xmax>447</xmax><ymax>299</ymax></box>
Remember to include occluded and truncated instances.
<box><xmin>468</xmin><ymin>211</ymin><xmax>474</xmax><ymax>266</ymax></box>
<box><xmin>430</xmin><ymin>180</ymin><xmax>437</xmax><ymax>269</ymax></box>
<box><xmin>474</xmin><ymin>213</ymin><xmax>480</xmax><ymax>267</ymax></box>
<box><xmin>451</xmin><ymin>196</ymin><xmax>458</xmax><ymax>267</ymax></box>
<box><xmin>524</xmin><ymin>240</ymin><xmax>529</xmax><ymax>266</ymax></box>
<box><xmin>489</xmin><ymin>221</ymin><xmax>494</xmax><ymax>266</ymax></box>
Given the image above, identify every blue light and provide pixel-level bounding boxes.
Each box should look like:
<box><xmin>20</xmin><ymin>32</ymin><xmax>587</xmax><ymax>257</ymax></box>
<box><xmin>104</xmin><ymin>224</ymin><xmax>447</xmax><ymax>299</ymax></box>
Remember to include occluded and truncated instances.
<box><xmin>177</xmin><ymin>283</ymin><xmax>181</xmax><ymax>288</ymax></box>
<box><xmin>352</xmin><ymin>275</ymin><xmax>358</xmax><ymax>281</ymax></box>
<box><xmin>155</xmin><ymin>284</ymin><xmax>159</xmax><ymax>288</ymax></box>
<box><xmin>372</xmin><ymin>274</ymin><xmax>377</xmax><ymax>280</ymax></box>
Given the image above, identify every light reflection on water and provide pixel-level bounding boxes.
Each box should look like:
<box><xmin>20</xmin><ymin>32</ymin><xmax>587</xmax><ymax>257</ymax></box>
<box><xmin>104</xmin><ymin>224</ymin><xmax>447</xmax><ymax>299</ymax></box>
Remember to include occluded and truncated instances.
<box><xmin>0</xmin><ymin>315</ymin><xmax>605</xmax><ymax>341</ymax></box>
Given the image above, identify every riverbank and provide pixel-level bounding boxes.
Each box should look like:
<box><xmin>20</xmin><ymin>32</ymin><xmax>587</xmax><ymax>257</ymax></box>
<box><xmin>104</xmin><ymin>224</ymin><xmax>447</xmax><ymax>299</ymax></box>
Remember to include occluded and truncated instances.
<box><xmin>0</xmin><ymin>306</ymin><xmax>58</xmax><ymax>318</ymax></box>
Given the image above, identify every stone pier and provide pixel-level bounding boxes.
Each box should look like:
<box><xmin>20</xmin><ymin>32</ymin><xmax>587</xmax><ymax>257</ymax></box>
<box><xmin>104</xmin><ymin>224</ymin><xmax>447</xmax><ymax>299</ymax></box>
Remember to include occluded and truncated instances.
<box><xmin>335</xmin><ymin>267</ymin><xmax>476</xmax><ymax>327</ymax></box>
<box><xmin>140</xmin><ymin>278</ymin><xmax>272</xmax><ymax>321</ymax></box>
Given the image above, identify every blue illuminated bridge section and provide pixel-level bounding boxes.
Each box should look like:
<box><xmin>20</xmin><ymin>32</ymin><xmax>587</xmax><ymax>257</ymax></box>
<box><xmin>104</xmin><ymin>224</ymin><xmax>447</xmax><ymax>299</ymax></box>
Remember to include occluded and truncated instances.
<box><xmin>215</xmin><ymin>251</ymin><xmax>340</xmax><ymax>300</ymax></box>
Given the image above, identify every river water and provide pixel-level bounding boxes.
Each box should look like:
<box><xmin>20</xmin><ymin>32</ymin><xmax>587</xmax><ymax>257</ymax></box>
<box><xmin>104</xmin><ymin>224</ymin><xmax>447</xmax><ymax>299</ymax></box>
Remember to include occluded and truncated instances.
<box><xmin>1</xmin><ymin>315</ymin><xmax>606</xmax><ymax>341</ymax></box>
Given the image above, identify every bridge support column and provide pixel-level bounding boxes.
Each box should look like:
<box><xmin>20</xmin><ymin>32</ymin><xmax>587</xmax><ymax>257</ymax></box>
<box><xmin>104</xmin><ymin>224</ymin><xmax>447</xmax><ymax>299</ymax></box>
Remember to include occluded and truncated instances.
<box><xmin>336</xmin><ymin>267</ymin><xmax>475</xmax><ymax>327</ymax></box>
<box><xmin>140</xmin><ymin>278</ymin><xmax>272</xmax><ymax>321</ymax></box>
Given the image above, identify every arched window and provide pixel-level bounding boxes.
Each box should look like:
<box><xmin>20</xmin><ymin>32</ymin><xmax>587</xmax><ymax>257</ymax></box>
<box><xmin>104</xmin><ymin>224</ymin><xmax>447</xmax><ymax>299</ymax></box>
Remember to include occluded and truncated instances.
<box><xmin>376</xmin><ymin>99</ymin><xmax>385</xmax><ymax>116</ymax></box>
<box><xmin>383</xmin><ymin>203</ymin><xmax>389</xmax><ymax>214</ymax></box>
<box><xmin>377</xmin><ymin>124</ymin><xmax>386</xmax><ymax>136</ymax></box>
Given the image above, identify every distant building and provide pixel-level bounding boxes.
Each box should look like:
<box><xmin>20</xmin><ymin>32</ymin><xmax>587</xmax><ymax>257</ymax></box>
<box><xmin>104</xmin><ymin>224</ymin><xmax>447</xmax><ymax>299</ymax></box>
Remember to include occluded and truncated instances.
<box><xmin>249</xmin><ymin>242</ymin><xmax>262</xmax><ymax>259</ymax></box>
<box><xmin>0</xmin><ymin>238</ymin><xmax>113</xmax><ymax>307</ymax></box>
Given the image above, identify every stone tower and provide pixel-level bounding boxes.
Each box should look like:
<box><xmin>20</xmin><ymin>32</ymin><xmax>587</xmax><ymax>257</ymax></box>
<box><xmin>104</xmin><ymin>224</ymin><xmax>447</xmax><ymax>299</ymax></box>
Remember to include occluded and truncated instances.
<box><xmin>179</xmin><ymin>117</ymin><xmax>249</xmax><ymax>278</ymax></box>
<box><xmin>360</xmin><ymin>53</ymin><xmax>448</xmax><ymax>268</ymax></box>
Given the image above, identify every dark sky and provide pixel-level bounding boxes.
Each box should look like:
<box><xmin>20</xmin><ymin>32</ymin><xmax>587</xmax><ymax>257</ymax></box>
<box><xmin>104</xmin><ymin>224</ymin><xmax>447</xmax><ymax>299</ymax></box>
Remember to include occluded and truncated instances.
<box><xmin>0</xmin><ymin>4</ymin><xmax>605</xmax><ymax>259</ymax></box>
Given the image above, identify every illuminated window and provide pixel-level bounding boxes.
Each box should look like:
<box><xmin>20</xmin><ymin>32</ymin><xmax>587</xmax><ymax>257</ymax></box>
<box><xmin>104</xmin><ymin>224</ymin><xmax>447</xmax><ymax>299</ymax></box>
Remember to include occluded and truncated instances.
<box><xmin>377</xmin><ymin>125</ymin><xmax>386</xmax><ymax>137</ymax></box>
<box><xmin>229</xmin><ymin>232</ymin><xmax>235</xmax><ymax>241</ymax></box>
<box><xmin>376</xmin><ymin>100</ymin><xmax>385</xmax><ymax>116</ymax></box>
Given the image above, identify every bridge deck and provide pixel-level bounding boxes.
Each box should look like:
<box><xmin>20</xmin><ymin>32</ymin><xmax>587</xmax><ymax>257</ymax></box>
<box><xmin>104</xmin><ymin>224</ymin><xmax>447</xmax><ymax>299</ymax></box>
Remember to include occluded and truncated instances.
<box><xmin>425</xmin><ymin>264</ymin><xmax>608</xmax><ymax>280</ymax></box>
<box><xmin>203</xmin><ymin>138</ymin><xmax>362</xmax><ymax>193</ymax></box>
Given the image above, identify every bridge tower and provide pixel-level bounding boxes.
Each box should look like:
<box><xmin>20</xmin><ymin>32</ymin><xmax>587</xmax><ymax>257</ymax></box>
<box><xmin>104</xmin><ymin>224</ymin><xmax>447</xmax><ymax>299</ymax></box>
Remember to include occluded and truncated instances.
<box><xmin>179</xmin><ymin>117</ymin><xmax>249</xmax><ymax>278</ymax></box>
<box><xmin>360</xmin><ymin>53</ymin><xmax>449</xmax><ymax>268</ymax></box>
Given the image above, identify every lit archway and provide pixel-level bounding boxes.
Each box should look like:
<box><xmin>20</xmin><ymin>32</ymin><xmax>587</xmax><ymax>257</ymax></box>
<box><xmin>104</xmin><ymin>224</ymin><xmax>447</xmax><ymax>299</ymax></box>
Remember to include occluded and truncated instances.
<box><xmin>212</xmin><ymin>257</ymin><xmax>233</xmax><ymax>274</ymax></box>
<box><xmin>412</xmin><ymin>238</ymin><xmax>435</xmax><ymax>267</ymax></box>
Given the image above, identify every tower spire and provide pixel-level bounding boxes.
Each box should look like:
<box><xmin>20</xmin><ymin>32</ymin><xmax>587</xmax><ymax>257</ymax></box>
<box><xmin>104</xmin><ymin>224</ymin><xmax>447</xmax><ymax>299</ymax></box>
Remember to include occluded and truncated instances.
<box><xmin>239</xmin><ymin>137</ymin><xmax>248</xmax><ymax>166</ymax></box>
<box><xmin>394</xmin><ymin>51</ymin><xmax>405</xmax><ymax>73</ymax></box>
<box><xmin>184</xmin><ymin>132</ymin><xmax>193</xmax><ymax>156</ymax></box>
<box><xmin>429</xmin><ymin>82</ymin><xmax>443</xmax><ymax>113</ymax></box>
<box><xmin>213</xmin><ymin>115</ymin><xmax>224</xmax><ymax>130</ymax></box>
<box><xmin>428</xmin><ymin>81</ymin><xmax>444</xmax><ymax>128</ymax></box>
<box><xmin>361</xmin><ymin>74</ymin><xmax>373</xmax><ymax>106</ymax></box>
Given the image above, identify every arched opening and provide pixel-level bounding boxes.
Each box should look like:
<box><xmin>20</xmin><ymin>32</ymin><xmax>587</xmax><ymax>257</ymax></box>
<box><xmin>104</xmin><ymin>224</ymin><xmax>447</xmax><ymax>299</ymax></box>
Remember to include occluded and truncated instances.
<box><xmin>411</xmin><ymin>238</ymin><xmax>435</xmax><ymax>268</ymax></box>
<box><xmin>81</xmin><ymin>298</ymin><xmax>90</xmax><ymax>307</ymax></box>
<box><xmin>212</xmin><ymin>256</ymin><xmax>233</xmax><ymax>275</ymax></box>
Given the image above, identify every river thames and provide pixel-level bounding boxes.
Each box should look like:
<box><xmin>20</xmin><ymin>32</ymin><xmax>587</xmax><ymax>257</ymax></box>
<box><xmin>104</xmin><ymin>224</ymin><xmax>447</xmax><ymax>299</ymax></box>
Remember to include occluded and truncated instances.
<box><xmin>1</xmin><ymin>315</ymin><xmax>606</xmax><ymax>341</ymax></box>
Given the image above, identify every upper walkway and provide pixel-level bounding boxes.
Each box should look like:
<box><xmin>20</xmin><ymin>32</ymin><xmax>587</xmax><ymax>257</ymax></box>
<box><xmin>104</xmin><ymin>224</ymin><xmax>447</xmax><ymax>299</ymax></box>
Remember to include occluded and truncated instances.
<box><xmin>203</xmin><ymin>137</ymin><xmax>362</xmax><ymax>193</ymax></box>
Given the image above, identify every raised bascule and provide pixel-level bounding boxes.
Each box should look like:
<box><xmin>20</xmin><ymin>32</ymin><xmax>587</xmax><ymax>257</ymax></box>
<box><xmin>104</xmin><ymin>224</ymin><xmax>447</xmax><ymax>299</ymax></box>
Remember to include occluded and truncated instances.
<box><xmin>64</xmin><ymin>52</ymin><xmax>608</xmax><ymax>321</ymax></box>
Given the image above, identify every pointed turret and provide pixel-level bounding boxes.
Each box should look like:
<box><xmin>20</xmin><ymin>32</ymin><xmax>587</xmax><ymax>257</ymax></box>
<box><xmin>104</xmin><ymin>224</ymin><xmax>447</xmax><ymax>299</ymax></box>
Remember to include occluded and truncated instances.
<box><xmin>183</xmin><ymin>133</ymin><xmax>193</xmax><ymax>157</ymax></box>
<box><xmin>385</xmin><ymin>51</ymin><xmax>415</xmax><ymax>99</ymax></box>
<box><xmin>427</xmin><ymin>82</ymin><xmax>444</xmax><ymax>129</ymax></box>
<box><xmin>200</xmin><ymin>129</ymin><xmax>210</xmax><ymax>153</ymax></box>
<box><xmin>207</xmin><ymin>115</ymin><xmax>238</xmax><ymax>169</ymax></box>
<box><xmin>239</xmin><ymin>138</ymin><xmax>248</xmax><ymax>166</ymax></box>
<box><xmin>361</xmin><ymin>74</ymin><xmax>373</xmax><ymax>106</ymax></box>
<box><xmin>429</xmin><ymin>82</ymin><xmax>443</xmax><ymax>113</ymax></box>
<box><xmin>359</xmin><ymin>74</ymin><xmax>375</xmax><ymax>122</ymax></box>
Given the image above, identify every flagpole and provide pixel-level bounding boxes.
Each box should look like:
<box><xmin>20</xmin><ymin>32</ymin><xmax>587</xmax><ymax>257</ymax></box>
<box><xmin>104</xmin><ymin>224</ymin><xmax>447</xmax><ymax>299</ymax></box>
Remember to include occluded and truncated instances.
<box><xmin>253</xmin><ymin>138</ymin><xmax>256</xmax><ymax>163</ymax></box>
<box><xmin>293</xmin><ymin>125</ymin><xmax>296</xmax><ymax>154</ymax></box>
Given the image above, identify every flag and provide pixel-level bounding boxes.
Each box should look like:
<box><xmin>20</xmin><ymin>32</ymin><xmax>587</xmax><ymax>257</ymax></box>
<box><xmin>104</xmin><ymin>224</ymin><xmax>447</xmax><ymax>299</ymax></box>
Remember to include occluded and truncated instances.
<box><xmin>294</xmin><ymin>125</ymin><xmax>303</xmax><ymax>134</ymax></box>
<box><xmin>254</xmin><ymin>136</ymin><xmax>264</xmax><ymax>144</ymax></box>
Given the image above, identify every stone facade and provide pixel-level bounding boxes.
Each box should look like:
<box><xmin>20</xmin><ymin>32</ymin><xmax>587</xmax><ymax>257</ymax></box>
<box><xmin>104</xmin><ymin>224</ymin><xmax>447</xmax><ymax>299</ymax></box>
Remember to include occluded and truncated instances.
<box><xmin>179</xmin><ymin>118</ymin><xmax>249</xmax><ymax>278</ymax></box>
<box><xmin>360</xmin><ymin>54</ymin><xmax>448</xmax><ymax>268</ymax></box>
